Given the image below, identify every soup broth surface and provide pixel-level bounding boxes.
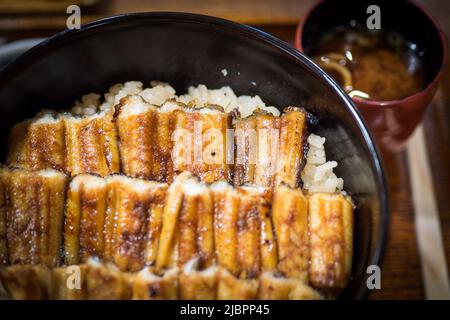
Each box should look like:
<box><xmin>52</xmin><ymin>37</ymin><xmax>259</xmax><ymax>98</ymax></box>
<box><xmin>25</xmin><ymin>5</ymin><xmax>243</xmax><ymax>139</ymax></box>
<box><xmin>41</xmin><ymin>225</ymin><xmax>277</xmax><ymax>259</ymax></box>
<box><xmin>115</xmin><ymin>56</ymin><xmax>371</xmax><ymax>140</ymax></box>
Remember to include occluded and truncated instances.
<box><xmin>311</xmin><ymin>25</ymin><xmax>425</xmax><ymax>101</ymax></box>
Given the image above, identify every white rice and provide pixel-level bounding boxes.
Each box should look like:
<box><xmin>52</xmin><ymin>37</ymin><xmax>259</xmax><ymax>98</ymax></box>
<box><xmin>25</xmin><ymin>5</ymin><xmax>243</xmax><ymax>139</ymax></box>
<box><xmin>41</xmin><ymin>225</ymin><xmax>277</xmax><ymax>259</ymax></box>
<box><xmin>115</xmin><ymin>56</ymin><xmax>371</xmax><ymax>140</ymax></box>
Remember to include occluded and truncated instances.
<box><xmin>70</xmin><ymin>81</ymin><xmax>280</xmax><ymax>118</ymax></box>
<box><xmin>69</xmin><ymin>81</ymin><xmax>156</xmax><ymax>115</ymax></box>
<box><xmin>301</xmin><ymin>134</ymin><xmax>344</xmax><ymax>193</ymax></box>
<box><xmin>177</xmin><ymin>84</ymin><xmax>280</xmax><ymax>117</ymax></box>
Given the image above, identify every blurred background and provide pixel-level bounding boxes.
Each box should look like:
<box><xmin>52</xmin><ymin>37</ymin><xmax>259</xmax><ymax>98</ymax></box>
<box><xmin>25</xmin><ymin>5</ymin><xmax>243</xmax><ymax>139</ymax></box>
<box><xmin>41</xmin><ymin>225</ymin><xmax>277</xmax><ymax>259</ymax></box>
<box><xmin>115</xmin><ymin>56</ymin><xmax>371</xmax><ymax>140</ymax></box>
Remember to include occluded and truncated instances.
<box><xmin>0</xmin><ymin>0</ymin><xmax>449</xmax><ymax>300</ymax></box>
<box><xmin>0</xmin><ymin>0</ymin><xmax>448</xmax><ymax>42</ymax></box>
<box><xmin>0</xmin><ymin>0</ymin><xmax>313</xmax><ymax>43</ymax></box>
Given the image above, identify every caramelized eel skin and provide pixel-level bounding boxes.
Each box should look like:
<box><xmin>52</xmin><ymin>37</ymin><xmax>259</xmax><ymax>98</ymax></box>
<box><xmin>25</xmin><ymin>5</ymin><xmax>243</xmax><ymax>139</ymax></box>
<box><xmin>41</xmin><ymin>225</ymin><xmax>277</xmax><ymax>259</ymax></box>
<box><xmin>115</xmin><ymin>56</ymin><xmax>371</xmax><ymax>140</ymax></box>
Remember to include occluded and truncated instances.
<box><xmin>211</xmin><ymin>184</ymin><xmax>239</xmax><ymax>275</ymax></box>
<box><xmin>50</xmin><ymin>263</ymin><xmax>131</xmax><ymax>300</ymax></box>
<box><xmin>84</xmin><ymin>263</ymin><xmax>131</xmax><ymax>299</ymax></box>
<box><xmin>234</xmin><ymin>107</ymin><xmax>306</xmax><ymax>188</ymax></box>
<box><xmin>0</xmin><ymin>170</ymin><xmax>354</xmax><ymax>299</ymax></box>
<box><xmin>274</xmin><ymin>107</ymin><xmax>307</xmax><ymax>188</ymax></box>
<box><xmin>64</xmin><ymin>110</ymin><xmax>120</xmax><ymax>176</ymax></box>
<box><xmin>116</xmin><ymin>102</ymin><xmax>158</xmax><ymax>181</ymax></box>
<box><xmin>131</xmin><ymin>268</ymin><xmax>178</xmax><ymax>300</ymax></box>
<box><xmin>53</xmin><ymin>262</ymin><xmax>131</xmax><ymax>300</ymax></box>
<box><xmin>0</xmin><ymin>265</ymin><xmax>51</xmax><ymax>300</ymax></box>
<box><xmin>254</xmin><ymin>113</ymin><xmax>281</xmax><ymax>188</ymax></box>
<box><xmin>6</xmin><ymin>115</ymin><xmax>66</xmax><ymax>172</ymax></box>
<box><xmin>1</xmin><ymin>103</ymin><xmax>352</xmax><ymax>299</ymax></box>
<box><xmin>0</xmin><ymin>168</ymin><xmax>67</xmax><ymax>267</ymax></box>
<box><xmin>235</xmin><ymin>188</ymin><xmax>264</xmax><ymax>278</ymax></box>
<box><xmin>212</xmin><ymin>184</ymin><xmax>277</xmax><ymax>279</ymax></box>
<box><xmin>6</xmin><ymin>104</ymin><xmax>306</xmax><ymax>186</ymax></box>
<box><xmin>64</xmin><ymin>175</ymin><xmax>108</xmax><ymax>265</ymax></box>
<box><xmin>234</xmin><ymin>112</ymin><xmax>280</xmax><ymax>187</ymax></box>
<box><xmin>171</xmin><ymin>107</ymin><xmax>232</xmax><ymax>183</ymax></box>
<box><xmin>156</xmin><ymin>173</ymin><xmax>214</xmax><ymax>271</ymax></box>
<box><xmin>0</xmin><ymin>263</ymin><xmax>323</xmax><ymax>300</ymax></box>
<box><xmin>177</xmin><ymin>188</ymin><xmax>215</xmax><ymax>268</ymax></box>
<box><xmin>116</xmin><ymin>98</ymin><xmax>231</xmax><ymax>184</ymax></box>
<box><xmin>7</xmin><ymin>111</ymin><xmax>120</xmax><ymax>177</ymax></box>
<box><xmin>7</xmin><ymin>110</ymin><xmax>120</xmax><ymax>177</ymax></box>
<box><xmin>152</xmin><ymin>110</ymin><xmax>176</xmax><ymax>183</ymax></box>
<box><xmin>217</xmin><ymin>267</ymin><xmax>259</xmax><ymax>300</ymax></box>
<box><xmin>272</xmin><ymin>185</ymin><xmax>309</xmax><ymax>282</ymax></box>
<box><xmin>309</xmin><ymin>193</ymin><xmax>353</xmax><ymax>289</ymax></box>
<box><xmin>233</xmin><ymin>116</ymin><xmax>257</xmax><ymax>186</ymax></box>
<box><xmin>109</xmin><ymin>178</ymin><xmax>168</xmax><ymax>272</ymax></box>
<box><xmin>6</xmin><ymin>121</ymin><xmax>30</xmax><ymax>169</ymax></box>
<box><xmin>155</xmin><ymin>175</ymin><xmax>185</xmax><ymax>271</ymax></box>
<box><xmin>258</xmin><ymin>272</ymin><xmax>322</xmax><ymax>300</ymax></box>
<box><xmin>257</xmin><ymin>188</ymin><xmax>278</xmax><ymax>272</ymax></box>
<box><xmin>179</xmin><ymin>266</ymin><xmax>217</xmax><ymax>300</ymax></box>
<box><xmin>51</xmin><ymin>265</ymin><xmax>87</xmax><ymax>300</ymax></box>
<box><xmin>65</xmin><ymin>175</ymin><xmax>168</xmax><ymax>272</ymax></box>
<box><xmin>181</xmin><ymin>109</ymin><xmax>231</xmax><ymax>184</ymax></box>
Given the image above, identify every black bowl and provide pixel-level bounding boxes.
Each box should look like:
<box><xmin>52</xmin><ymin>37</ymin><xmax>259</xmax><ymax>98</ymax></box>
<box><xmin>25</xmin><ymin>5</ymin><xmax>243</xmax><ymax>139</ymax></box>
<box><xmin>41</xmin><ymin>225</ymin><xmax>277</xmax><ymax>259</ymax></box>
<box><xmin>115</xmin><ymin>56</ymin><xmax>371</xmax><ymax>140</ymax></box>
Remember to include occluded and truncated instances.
<box><xmin>0</xmin><ymin>12</ymin><xmax>389</xmax><ymax>299</ymax></box>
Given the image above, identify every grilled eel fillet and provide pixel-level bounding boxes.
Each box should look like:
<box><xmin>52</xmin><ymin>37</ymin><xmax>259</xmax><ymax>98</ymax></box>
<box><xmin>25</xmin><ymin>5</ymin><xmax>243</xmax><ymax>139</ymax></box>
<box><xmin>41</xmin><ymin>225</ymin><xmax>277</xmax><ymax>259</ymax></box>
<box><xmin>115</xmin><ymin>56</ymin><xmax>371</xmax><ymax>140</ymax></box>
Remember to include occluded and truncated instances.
<box><xmin>179</xmin><ymin>259</ymin><xmax>321</xmax><ymax>300</ymax></box>
<box><xmin>156</xmin><ymin>172</ymin><xmax>215</xmax><ymax>270</ymax></box>
<box><xmin>1</xmin><ymin>171</ymin><xmax>353</xmax><ymax>296</ymax></box>
<box><xmin>233</xmin><ymin>107</ymin><xmax>307</xmax><ymax>188</ymax></box>
<box><xmin>179</xmin><ymin>258</ymin><xmax>217</xmax><ymax>299</ymax></box>
<box><xmin>116</xmin><ymin>96</ymin><xmax>232</xmax><ymax>184</ymax></box>
<box><xmin>7</xmin><ymin>99</ymin><xmax>304</xmax><ymax>186</ymax></box>
<box><xmin>6</xmin><ymin>111</ymin><xmax>66</xmax><ymax>172</ymax></box>
<box><xmin>7</xmin><ymin>110</ymin><xmax>120</xmax><ymax>177</ymax></box>
<box><xmin>131</xmin><ymin>267</ymin><xmax>179</xmax><ymax>300</ymax></box>
<box><xmin>272</xmin><ymin>185</ymin><xmax>310</xmax><ymax>282</ymax></box>
<box><xmin>0</xmin><ymin>264</ymin><xmax>52</xmax><ymax>300</ymax></box>
<box><xmin>0</xmin><ymin>260</ymin><xmax>130</xmax><ymax>300</ymax></box>
<box><xmin>0</xmin><ymin>261</ymin><xmax>322</xmax><ymax>300</ymax></box>
<box><xmin>66</xmin><ymin>172</ymin><xmax>215</xmax><ymax>272</ymax></box>
<box><xmin>0</xmin><ymin>167</ymin><xmax>67</xmax><ymax>267</ymax></box>
<box><xmin>309</xmin><ymin>193</ymin><xmax>353</xmax><ymax>289</ymax></box>
<box><xmin>64</xmin><ymin>110</ymin><xmax>120</xmax><ymax>176</ymax></box>
<box><xmin>258</xmin><ymin>272</ymin><xmax>323</xmax><ymax>300</ymax></box>
<box><xmin>52</xmin><ymin>258</ymin><xmax>131</xmax><ymax>300</ymax></box>
<box><xmin>156</xmin><ymin>173</ymin><xmax>278</xmax><ymax>277</ymax></box>
<box><xmin>210</xmin><ymin>181</ymin><xmax>277</xmax><ymax>278</ymax></box>
<box><xmin>65</xmin><ymin>174</ymin><xmax>168</xmax><ymax>271</ymax></box>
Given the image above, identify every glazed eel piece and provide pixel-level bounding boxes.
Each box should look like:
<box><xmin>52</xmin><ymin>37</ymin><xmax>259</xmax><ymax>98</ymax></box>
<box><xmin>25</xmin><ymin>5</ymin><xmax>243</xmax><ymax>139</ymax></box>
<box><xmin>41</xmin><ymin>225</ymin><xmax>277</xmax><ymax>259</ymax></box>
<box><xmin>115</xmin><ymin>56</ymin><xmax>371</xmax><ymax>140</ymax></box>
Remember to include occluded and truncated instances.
<box><xmin>116</xmin><ymin>96</ymin><xmax>232</xmax><ymax>184</ymax></box>
<box><xmin>0</xmin><ymin>169</ymin><xmax>353</xmax><ymax>292</ymax></box>
<box><xmin>233</xmin><ymin>107</ymin><xmax>307</xmax><ymax>188</ymax></box>
<box><xmin>0</xmin><ymin>167</ymin><xmax>67</xmax><ymax>267</ymax></box>
<box><xmin>6</xmin><ymin>99</ymin><xmax>306</xmax><ymax>187</ymax></box>
<box><xmin>7</xmin><ymin>110</ymin><xmax>120</xmax><ymax>177</ymax></box>
<box><xmin>0</xmin><ymin>259</ymin><xmax>322</xmax><ymax>300</ymax></box>
<box><xmin>64</xmin><ymin>174</ymin><xmax>168</xmax><ymax>272</ymax></box>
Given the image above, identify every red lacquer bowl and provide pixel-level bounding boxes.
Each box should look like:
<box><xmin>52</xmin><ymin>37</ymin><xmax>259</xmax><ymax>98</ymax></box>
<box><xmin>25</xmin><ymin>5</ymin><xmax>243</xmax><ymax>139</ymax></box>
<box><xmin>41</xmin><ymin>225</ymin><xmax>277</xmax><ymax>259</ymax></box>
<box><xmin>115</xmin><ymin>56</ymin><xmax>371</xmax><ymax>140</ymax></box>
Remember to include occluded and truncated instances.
<box><xmin>295</xmin><ymin>0</ymin><xmax>448</xmax><ymax>152</ymax></box>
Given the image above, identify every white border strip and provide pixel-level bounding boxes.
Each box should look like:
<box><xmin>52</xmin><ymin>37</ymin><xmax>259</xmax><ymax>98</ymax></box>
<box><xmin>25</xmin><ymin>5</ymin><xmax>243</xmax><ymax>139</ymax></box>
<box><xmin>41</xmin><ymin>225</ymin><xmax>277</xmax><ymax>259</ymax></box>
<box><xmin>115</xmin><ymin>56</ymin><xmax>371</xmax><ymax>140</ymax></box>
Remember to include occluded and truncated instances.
<box><xmin>407</xmin><ymin>125</ymin><xmax>450</xmax><ymax>299</ymax></box>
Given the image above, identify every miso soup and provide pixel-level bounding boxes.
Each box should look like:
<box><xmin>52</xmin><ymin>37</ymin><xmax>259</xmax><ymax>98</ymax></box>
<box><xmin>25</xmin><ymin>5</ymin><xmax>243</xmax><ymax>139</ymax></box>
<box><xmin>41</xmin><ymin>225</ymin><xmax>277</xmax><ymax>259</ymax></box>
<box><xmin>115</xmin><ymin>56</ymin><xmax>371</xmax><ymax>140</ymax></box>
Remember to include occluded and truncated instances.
<box><xmin>310</xmin><ymin>25</ymin><xmax>426</xmax><ymax>101</ymax></box>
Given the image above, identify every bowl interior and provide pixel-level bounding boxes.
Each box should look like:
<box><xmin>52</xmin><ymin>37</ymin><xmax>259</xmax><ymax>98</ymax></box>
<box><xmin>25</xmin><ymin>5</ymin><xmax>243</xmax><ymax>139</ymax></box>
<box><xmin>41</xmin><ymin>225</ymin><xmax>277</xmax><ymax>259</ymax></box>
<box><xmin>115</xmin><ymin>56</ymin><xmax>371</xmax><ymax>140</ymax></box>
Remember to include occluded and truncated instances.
<box><xmin>301</xmin><ymin>0</ymin><xmax>445</xmax><ymax>87</ymax></box>
<box><xmin>0</xmin><ymin>13</ymin><xmax>388</xmax><ymax>299</ymax></box>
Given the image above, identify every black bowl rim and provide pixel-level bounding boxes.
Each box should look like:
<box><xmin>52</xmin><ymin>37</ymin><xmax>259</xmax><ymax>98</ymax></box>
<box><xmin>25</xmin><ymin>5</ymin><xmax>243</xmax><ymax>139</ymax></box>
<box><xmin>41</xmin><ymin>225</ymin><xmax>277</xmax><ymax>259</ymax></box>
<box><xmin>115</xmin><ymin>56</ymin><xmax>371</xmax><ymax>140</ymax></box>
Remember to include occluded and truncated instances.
<box><xmin>0</xmin><ymin>12</ymin><xmax>390</xmax><ymax>299</ymax></box>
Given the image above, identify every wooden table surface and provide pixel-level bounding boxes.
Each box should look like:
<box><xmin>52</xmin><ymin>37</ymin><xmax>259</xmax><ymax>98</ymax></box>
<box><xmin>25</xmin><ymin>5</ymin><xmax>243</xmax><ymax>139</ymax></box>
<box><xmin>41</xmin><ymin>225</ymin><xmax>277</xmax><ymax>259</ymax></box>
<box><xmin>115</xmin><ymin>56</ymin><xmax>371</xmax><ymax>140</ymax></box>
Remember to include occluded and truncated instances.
<box><xmin>0</xmin><ymin>0</ymin><xmax>449</xmax><ymax>300</ymax></box>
